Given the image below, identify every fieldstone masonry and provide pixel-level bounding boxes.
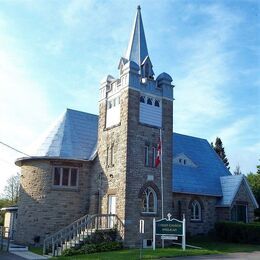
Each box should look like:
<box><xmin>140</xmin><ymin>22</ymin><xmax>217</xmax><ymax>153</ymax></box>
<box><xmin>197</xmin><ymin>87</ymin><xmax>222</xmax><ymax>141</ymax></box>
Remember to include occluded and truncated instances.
<box><xmin>14</xmin><ymin>6</ymin><xmax>257</xmax><ymax>248</ymax></box>
<box><xmin>16</xmin><ymin>159</ymin><xmax>92</xmax><ymax>245</ymax></box>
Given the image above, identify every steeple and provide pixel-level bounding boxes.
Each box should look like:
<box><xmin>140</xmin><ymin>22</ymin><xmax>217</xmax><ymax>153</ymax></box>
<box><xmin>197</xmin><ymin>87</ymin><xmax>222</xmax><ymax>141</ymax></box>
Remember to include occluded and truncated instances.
<box><xmin>125</xmin><ymin>5</ymin><xmax>152</xmax><ymax>74</ymax></box>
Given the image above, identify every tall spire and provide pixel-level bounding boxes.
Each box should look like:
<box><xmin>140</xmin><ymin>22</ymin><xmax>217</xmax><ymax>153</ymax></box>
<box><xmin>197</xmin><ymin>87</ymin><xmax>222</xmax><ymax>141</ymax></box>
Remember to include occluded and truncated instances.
<box><xmin>125</xmin><ymin>6</ymin><xmax>149</xmax><ymax>67</ymax></box>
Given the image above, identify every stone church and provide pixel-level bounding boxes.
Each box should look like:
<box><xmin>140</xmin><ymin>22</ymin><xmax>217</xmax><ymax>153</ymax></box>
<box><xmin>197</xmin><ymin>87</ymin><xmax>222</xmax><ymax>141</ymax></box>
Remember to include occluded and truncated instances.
<box><xmin>14</xmin><ymin>6</ymin><xmax>258</xmax><ymax>248</ymax></box>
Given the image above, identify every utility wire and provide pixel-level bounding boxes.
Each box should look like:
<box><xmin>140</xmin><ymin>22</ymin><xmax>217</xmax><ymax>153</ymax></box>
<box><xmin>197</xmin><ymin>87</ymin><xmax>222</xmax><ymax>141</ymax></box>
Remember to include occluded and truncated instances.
<box><xmin>0</xmin><ymin>141</ymin><xmax>30</xmax><ymax>157</ymax></box>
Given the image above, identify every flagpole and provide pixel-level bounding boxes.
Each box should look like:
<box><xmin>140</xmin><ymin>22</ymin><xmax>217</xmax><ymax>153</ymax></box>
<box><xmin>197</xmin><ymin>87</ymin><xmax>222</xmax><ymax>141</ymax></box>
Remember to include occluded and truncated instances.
<box><xmin>160</xmin><ymin>128</ymin><xmax>164</xmax><ymax>219</ymax></box>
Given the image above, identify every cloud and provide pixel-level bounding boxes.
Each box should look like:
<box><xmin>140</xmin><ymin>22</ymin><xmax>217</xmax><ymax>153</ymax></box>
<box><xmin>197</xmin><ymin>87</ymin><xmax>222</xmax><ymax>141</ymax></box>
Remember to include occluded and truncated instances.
<box><xmin>172</xmin><ymin>3</ymin><xmax>242</xmax><ymax>135</ymax></box>
<box><xmin>0</xmin><ymin>14</ymin><xmax>52</xmax><ymax>193</ymax></box>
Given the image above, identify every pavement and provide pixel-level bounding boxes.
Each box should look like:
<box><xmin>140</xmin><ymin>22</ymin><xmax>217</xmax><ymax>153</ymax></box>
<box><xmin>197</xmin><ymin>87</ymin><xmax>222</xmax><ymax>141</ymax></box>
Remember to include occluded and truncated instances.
<box><xmin>0</xmin><ymin>240</ymin><xmax>49</xmax><ymax>260</ymax></box>
<box><xmin>0</xmin><ymin>251</ymin><xmax>49</xmax><ymax>259</ymax></box>
<box><xmin>163</xmin><ymin>251</ymin><xmax>260</xmax><ymax>260</ymax></box>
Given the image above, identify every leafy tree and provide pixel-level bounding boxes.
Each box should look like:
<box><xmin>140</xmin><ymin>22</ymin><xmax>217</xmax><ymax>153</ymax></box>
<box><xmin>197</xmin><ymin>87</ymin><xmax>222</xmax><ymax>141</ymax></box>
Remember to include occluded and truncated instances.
<box><xmin>212</xmin><ymin>137</ymin><xmax>230</xmax><ymax>169</ymax></box>
<box><xmin>233</xmin><ymin>164</ymin><xmax>242</xmax><ymax>175</ymax></box>
<box><xmin>1</xmin><ymin>173</ymin><xmax>20</xmax><ymax>203</ymax></box>
<box><xmin>247</xmin><ymin>162</ymin><xmax>260</xmax><ymax>220</ymax></box>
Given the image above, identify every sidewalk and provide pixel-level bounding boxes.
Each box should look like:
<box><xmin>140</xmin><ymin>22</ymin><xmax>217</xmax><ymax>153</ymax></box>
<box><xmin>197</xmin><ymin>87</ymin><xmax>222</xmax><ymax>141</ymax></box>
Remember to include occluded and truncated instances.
<box><xmin>10</xmin><ymin>250</ymin><xmax>49</xmax><ymax>259</ymax></box>
<box><xmin>1</xmin><ymin>239</ymin><xmax>49</xmax><ymax>259</ymax></box>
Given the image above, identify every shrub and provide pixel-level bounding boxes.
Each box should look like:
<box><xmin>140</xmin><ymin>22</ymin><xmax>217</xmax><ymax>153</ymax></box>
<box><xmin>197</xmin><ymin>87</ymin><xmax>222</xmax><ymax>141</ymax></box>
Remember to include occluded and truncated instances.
<box><xmin>81</xmin><ymin>241</ymin><xmax>123</xmax><ymax>254</ymax></box>
<box><xmin>61</xmin><ymin>229</ymin><xmax>122</xmax><ymax>256</ymax></box>
<box><xmin>62</xmin><ymin>248</ymin><xmax>77</xmax><ymax>256</ymax></box>
<box><xmin>215</xmin><ymin>222</ymin><xmax>260</xmax><ymax>244</ymax></box>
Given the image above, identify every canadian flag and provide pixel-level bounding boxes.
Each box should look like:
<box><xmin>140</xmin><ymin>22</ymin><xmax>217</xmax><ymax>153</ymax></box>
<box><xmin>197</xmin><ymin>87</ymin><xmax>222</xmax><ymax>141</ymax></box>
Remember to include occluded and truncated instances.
<box><xmin>155</xmin><ymin>138</ymin><xmax>161</xmax><ymax>168</ymax></box>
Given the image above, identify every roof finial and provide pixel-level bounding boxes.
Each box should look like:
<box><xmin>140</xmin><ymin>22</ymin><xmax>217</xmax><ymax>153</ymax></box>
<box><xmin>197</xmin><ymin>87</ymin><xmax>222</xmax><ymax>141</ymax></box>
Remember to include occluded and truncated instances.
<box><xmin>137</xmin><ymin>5</ymin><xmax>141</xmax><ymax>10</ymax></box>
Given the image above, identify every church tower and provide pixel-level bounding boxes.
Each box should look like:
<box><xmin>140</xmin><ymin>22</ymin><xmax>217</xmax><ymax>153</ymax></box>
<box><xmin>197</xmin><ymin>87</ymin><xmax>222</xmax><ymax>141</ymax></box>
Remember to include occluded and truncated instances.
<box><xmin>98</xmin><ymin>6</ymin><xmax>174</xmax><ymax>247</ymax></box>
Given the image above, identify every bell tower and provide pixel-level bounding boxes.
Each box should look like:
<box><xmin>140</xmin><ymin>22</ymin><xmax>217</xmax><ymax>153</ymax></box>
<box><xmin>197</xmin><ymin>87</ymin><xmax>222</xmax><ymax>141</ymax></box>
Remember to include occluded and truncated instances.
<box><xmin>98</xmin><ymin>6</ymin><xmax>174</xmax><ymax>247</ymax></box>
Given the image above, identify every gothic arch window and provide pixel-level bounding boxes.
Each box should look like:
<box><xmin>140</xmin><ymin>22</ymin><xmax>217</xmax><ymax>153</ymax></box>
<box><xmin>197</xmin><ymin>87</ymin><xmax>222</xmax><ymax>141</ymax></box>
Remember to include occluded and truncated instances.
<box><xmin>147</xmin><ymin>97</ymin><xmax>153</xmax><ymax>105</ymax></box>
<box><xmin>140</xmin><ymin>96</ymin><xmax>145</xmax><ymax>103</ymax></box>
<box><xmin>154</xmin><ymin>100</ymin><xmax>160</xmax><ymax>107</ymax></box>
<box><xmin>190</xmin><ymin>200</ymin><xmax>202</xmax><ymax>221</ymax></box>
<box><xmin>142</xmin><ymin>187</ymin><xmax>157</xmax><ymax>214</ymax></box>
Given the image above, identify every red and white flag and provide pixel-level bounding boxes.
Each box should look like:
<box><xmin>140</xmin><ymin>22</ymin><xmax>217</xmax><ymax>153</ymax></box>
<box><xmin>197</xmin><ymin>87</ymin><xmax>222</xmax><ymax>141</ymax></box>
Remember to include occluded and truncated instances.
<box><xmin>155</xmin><ymin>138</ymin><xmax>161</xmax><ymax>168</ymax></box>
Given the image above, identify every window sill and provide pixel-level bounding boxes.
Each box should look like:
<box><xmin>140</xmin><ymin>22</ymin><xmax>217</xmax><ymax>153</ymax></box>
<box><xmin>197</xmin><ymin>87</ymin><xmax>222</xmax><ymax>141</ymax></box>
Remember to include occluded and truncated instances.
<box><xmin>140</xmin><ymin>212</ymin><xmax>158</xmax><ymax>217</ymax></box>
<box><xmin>104</xmin><ymin>122</ymin><xmax>121</xmax><ymax>131</ymax></box>
<box><xmin>52</xmin><ymin>186</ymin><xmax>79</xmax><ymax>192</ymax></box>
<box><xmin>190</xmin><ymin>219</ymin><xmax>203</xmax><ymax>223</ymax></box>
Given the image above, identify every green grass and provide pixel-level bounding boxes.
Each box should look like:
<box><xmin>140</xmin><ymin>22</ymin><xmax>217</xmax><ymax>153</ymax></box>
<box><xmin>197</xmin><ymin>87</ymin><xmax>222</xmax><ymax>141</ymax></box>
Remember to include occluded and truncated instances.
<box><xmin>189</xmin><ymin>236</ymin><xmax>260</xmax><ymax>253</ymax></box>
<box><xmin>48</xmin><ymin>236</ymin><xmax>260</xmax><ymax>260</ymax></box>
<box><xmin>53</xmin><ymin>247</ymin><xmax>216</xmax><ymax>260</ymax></box>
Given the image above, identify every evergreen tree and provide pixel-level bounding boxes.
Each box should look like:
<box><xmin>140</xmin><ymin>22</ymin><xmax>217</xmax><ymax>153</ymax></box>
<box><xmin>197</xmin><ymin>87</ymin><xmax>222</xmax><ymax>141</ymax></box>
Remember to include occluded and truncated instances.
<box><xmin>212</xmin><ymin>137</ymin><xmax>230</xmax><ymax>170</ymax></box>
<box><xmin>257</xmin><ymin>159</ymin><xmax>260</xmax><ymax>174</ymax></box>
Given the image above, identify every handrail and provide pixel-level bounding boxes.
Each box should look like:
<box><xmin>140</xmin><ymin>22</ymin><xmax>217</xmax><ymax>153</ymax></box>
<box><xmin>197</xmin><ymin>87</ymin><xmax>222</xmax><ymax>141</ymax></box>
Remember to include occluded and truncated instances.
<box><xmin>43</xmin><ymin>214</ymin><xmax>124</xmax><ymax>256</ymax></box>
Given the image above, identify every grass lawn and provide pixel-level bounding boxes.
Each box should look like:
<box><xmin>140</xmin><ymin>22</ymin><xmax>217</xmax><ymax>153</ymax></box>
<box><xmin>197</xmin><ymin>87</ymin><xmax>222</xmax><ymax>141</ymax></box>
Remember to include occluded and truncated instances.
<box><xmin>29</xmin><ymin>236</ymin><xmax>260</xmax><ymax>259</ymax></box>
<box><xmin>52</xmin><ymin>247</ymin><xmax>217</xmax><ymax>260</ymax></box>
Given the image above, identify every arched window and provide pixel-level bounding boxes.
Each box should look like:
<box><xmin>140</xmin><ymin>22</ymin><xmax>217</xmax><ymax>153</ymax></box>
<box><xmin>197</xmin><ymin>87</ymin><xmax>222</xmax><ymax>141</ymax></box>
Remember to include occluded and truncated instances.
<box><xmin>191</xmin><ymin>200</ymin><xmax>201</xmax><ymax>221</ymax></box>
<box><xmin>142</xmin><ymin>187</ymin><xmax>157</xmax><ymax>213</ymax></box>
<box><xmin>154</xmin><ymin>100</ymin><xmax>160</xmax><ymax>107</ymax></box>
<box><xmin>147</xmin><ymin>98</ymin><xmax>153</xmax><ymax>105</ymax></box>
<box><xmin>140</xmin><ymin>96</ymin><xmax>145</xmax><ymax>103</ymax></box>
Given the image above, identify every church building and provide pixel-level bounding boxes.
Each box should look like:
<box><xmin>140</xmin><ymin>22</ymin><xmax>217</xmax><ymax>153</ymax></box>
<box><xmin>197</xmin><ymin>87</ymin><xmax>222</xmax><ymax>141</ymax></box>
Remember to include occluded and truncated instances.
<box><xmin>14</xmin><ymin>6</ymin><xmax>258</xmax><ymax>249</ymax></box>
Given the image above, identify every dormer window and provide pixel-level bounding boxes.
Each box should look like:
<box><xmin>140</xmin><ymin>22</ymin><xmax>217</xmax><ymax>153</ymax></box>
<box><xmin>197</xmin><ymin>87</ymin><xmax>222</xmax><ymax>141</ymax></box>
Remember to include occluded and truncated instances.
<box><xmin>174</xmin><ymin>153</ymin><xmax>197</xmax><ymax>168</ymax></box>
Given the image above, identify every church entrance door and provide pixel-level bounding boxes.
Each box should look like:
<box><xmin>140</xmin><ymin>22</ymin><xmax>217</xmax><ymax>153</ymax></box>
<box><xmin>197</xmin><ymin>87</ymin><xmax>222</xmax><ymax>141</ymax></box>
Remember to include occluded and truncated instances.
<box><xmin>108</xmin><ymin>195</ymin><xmax>116</xmax><ymax>228</ymax></box>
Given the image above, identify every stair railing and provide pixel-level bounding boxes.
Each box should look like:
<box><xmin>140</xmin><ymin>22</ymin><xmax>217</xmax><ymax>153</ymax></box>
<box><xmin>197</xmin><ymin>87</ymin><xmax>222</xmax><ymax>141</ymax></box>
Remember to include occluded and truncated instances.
<box><xmin>43</xmin><ymin>214</ymin><xmax>124</xmax><ymax>256</ymax></box>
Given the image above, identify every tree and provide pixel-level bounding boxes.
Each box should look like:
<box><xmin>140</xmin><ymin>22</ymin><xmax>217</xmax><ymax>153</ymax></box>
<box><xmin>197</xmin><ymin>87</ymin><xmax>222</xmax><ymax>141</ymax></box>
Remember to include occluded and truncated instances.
<box><xmin>212</xmin><ymin>137</ymin><xmax>230</xmax><ymax>169</ymax></box>
<box><xmin>233</xmin><ymin>164</ymin><xmax>242</xmax><ymax>175</ymax></box>
<box><xmin>247</xmin><ymin>162</ymin><xmax>260</xmax><ymax>220</ymax></box>
<box><xmin>257</xmin><ymin>159</ymin><xmax>260</xmax><ymax>174</ymax></box>
<box><xmin>2</xmin><ymin>173</ymin><xmax>20</xmax><ymax>203</ymax></box>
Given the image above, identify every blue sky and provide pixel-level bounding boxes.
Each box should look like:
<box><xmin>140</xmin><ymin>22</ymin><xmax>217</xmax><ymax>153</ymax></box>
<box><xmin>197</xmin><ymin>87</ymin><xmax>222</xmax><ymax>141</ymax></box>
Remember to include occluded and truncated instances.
<box><xmin>0</xmin><ymin>0</ymin><xmax>259</xmax><ymax>193</ymax></box>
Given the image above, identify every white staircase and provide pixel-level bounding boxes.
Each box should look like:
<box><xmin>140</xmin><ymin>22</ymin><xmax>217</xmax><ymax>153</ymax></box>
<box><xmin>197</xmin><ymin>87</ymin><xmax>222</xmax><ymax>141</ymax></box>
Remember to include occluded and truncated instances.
<box><xmin>43</xmin><ymin>214</ymin><xmax>124</xmax><ymax>256</ymax></box>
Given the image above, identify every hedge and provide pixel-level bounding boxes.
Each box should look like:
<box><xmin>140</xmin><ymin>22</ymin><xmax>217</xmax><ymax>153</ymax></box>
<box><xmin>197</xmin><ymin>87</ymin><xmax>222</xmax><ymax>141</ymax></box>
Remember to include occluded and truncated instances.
<box><xmin>215</xmin><ymin>222</ymin><xmax>260</xmax><ymax>244</ymax></box>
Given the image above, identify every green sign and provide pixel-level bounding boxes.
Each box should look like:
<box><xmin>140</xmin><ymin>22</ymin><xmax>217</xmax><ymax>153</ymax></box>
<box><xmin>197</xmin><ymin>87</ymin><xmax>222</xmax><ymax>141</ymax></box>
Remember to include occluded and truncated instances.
<box><xmin>156</xmin><ymin>219</ymin><xmax>183</xmax><ymax>235</ymax></box>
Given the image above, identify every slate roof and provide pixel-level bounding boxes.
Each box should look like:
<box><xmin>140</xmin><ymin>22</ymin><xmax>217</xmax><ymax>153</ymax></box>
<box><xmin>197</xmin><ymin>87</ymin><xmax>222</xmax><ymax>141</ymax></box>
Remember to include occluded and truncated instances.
<box><xmin>172</xmin><ymin>133</ymin><xmax>232</xmax><ymax>196</ymax></box>
<box><xmin>34</xmin><ymin>109</ymin><xmax>98</xmax><ymax>160</ymax></box>
<box><xmin>125</xmin><ymin>6</ymin><xmax>149</xmax><ymax>67</ymax></box>
<box><xmin>20</xmin><ymin>109</ymin><xmax>255</xmax><ymax>202</ymax></box>
<box><xmin>219</xmin><ymin>175</ymin><xmax>258</xmax><ymax>208</ymax></box>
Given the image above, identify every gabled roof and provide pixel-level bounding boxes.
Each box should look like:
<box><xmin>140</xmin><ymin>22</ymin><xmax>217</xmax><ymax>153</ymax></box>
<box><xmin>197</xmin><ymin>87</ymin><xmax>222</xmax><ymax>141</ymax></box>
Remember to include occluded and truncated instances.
<box><xmin>172</xmin><ymin>133</ymin><xmax>232</xmax><ymax>196</ymax></box>
<box><xmin>33</xmin><ymin>109</ymin><xmax>98</xmax><ymax>160</ymax></box>
<box><xmin>218</xmin><ymin>175</ymin><xmax>259</xmax><ymax>208</ymax></box>
<box><xmin>125</xmin><ymin>6</ymin><xmax>149</xmax><ymax>67</ymax></box>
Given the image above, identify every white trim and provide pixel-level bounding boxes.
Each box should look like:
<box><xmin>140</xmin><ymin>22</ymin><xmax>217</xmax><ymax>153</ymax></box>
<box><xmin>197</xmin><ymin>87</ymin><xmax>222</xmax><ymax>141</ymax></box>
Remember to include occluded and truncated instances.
<box><xmin>190</xmin><ymin>200</ymin><xmax>201</xmax><ymax>221</ymax></box>
<box><xmin>142</xmin><ymin>187</ymin><xmax>157</xmax><ymax>214</ymax></box>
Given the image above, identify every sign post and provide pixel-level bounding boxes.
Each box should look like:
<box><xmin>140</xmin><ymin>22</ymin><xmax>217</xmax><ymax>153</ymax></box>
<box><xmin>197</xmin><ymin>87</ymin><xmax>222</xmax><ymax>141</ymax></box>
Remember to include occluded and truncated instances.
<box><xmin>153</xmin><ymin>213</ymin><xmax>186</xmax><ymax>251</ymax></box>
<box><xmin>139</xmin><ymin>220</ymin><xmax>144</xmax><ymax>259</ymax></box>
<box><xmin>182</xmin><ymin>214</ymin><xmax>186</xmax><ymax>250</ymax></box>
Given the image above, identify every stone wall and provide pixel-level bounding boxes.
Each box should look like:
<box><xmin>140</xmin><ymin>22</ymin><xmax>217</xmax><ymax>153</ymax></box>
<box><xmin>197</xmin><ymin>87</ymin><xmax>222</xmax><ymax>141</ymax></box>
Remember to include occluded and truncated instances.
<box><xmin>97</xmin><ymin>88</ymin><xmax>129</xmax><ymax>241</ymax></box>
<box><xmin>232</xmin><ymin>180</ymin><xmax>255</xmax><ymax>222</ymax></box>
<box><xmin>97</xmin><ymin>84</ymin><xmax>173</xmax><ymax>247</ymax></box>
<box><xmin>216</xmin><ymin>180</ymin><xmax>256</xmax><ymax>223</ymax></box>
<box><xmin>15</xmin><ymin>159</ymin><xmax>92</xmax><ymax>245</ymax></box>
<box><xmin>172</xmin><ymin>193</ymin><xmax>217</xmax><ymax>235</ymax></box>
<box><xmin>124</xmin><ymin>88</ymin><xmax>173</xmax><ymax>247</ymax></box>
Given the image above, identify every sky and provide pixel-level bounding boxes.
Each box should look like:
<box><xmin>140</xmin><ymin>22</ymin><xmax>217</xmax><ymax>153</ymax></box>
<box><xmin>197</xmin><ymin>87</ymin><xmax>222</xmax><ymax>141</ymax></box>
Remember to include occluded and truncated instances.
<box><xmin>0</xmin><ymin>0</ymin><xmax>259</xmax><ymax>194</ymax></box>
